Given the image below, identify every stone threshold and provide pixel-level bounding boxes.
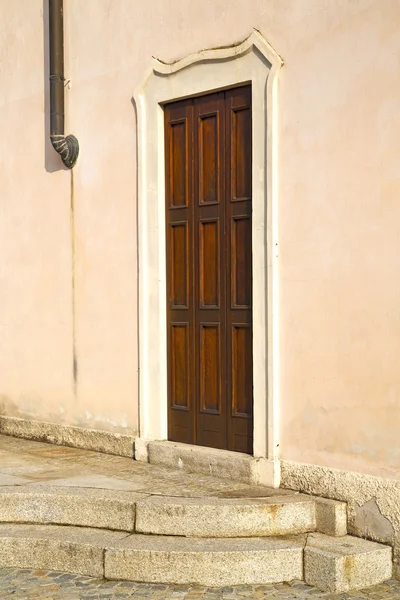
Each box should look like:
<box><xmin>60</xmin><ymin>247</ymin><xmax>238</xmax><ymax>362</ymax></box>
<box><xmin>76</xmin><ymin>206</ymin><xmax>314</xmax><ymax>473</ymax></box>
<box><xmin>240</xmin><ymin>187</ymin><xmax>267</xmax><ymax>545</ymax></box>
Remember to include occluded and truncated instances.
<box><xmin>136</xmin><ymin>439</ymin><xmax>281</xmax><ymax>488</ymax></box>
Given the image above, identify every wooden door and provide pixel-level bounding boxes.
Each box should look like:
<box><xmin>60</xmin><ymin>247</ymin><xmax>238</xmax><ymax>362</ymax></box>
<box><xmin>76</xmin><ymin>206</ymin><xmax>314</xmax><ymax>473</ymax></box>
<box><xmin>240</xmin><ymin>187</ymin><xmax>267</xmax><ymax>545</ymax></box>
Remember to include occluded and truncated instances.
<box><xmin>165</xmin><ymin>85</ymin><xmax>253</xmax><ymax>454</ymax></box>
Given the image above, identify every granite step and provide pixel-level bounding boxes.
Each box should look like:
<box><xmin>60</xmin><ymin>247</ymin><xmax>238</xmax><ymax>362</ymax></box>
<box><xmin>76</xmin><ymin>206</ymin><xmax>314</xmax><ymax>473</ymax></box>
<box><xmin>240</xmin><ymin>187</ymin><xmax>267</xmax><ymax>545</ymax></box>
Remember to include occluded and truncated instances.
<box><xmin>0</xmin><ymin>485</ymin><xmax>147</xmax><ymax>531</ymax></box>
<box><xmin>104</xmin><ymin>532</ymin><xmax>305</xmax><ymax>585</ymax></box>
<box><xmin>0</xmin><ymin>523</ymin><xmax>127</xmax><ymax>577</ymax></box>
<box><xmin>305</xmin><ymin>532</ymin><xmax>393</xmax><ymax>592</ymax></box>
<box><xmin>135</xmin><ymin>494</ymin><xmax>317</xmax><ymax>537</ymax></box>
<box><xmin>0</xmin><ymin>523</ymin><xmax>392</xmax><ymax>590</ymax></box>
<box><xmin>0</xmin><ymin>485</ymin><xmax>347</xmax><ymax>538</ymax></box>
<box><xmin>0</xmin><ymin>523</ymin><xmax>304</xmax><ymax>585</ymax></box>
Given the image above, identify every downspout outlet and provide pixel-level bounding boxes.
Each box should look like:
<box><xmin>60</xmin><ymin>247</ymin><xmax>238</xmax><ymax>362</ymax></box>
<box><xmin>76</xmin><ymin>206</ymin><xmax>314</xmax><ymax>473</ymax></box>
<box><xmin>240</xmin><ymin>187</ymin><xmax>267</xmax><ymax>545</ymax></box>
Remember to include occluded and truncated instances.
<box><xmin>50</xmin><ymin>132</ymin><xmax>79</xmax><ymax>169</ymax></box>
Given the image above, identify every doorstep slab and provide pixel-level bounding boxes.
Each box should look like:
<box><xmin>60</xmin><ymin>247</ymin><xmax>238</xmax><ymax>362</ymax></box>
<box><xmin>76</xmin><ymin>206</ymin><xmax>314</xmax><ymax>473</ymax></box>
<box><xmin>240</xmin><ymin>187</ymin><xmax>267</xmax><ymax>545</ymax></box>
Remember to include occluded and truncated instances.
<box><xmin>104</xmin><ymin>533</ymin><xmax>304</xmax><ymax>586</ymax></box>
<box><xmin>147</xmin><ymin>441</ymin><xmax>280</xmax><ymax>487</ymax></box>
<box><xmin>304</xmin><ymin>532</ymin><xmax>392</xmax><ymax>592</ymax></box>
<box><xmin>0</xmin><ymin>524</ymin><xmax>128</xmax><ymax>577</ymax></box>
<box><xmin>135</xmin><ymin>494</ymin><xmax>316</xmax><ymax>537</ymax></box>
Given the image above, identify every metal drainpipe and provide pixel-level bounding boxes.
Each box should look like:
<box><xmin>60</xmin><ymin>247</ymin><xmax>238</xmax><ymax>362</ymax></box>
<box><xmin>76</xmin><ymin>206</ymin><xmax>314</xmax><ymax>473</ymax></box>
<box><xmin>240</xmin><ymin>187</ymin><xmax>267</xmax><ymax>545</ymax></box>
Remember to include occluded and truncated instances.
<box><xmin>49</xmin><ymin>0</ymin><xmax>79</xmax><ymax>168</ymax></box>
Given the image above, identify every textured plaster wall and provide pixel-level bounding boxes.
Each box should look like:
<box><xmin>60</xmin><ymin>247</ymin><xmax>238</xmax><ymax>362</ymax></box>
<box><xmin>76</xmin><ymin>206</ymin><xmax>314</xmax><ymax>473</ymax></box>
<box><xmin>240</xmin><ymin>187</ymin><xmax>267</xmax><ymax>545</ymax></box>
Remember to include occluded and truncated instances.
<box><xmin>1</xmin><ymin>0</ymin><xmax>400</xmax><ymax>470</ymax></box>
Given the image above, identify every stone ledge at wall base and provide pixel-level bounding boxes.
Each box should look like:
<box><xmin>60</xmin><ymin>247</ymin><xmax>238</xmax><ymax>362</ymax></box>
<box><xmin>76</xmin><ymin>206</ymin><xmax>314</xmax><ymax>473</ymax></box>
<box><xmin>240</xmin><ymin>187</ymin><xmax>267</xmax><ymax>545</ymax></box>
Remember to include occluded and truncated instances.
<box><xmin>136</xmin><ymin>439</ymin><xmax>281</xmax><ymax>488</ymax></box>
<box><xmin>0</xmin><ymin>416</ymin><xmax>136</xmax><ymax>458</ymax></box>
<box><xmin>281</xmin><ymin>459</ymin><xmax>400</xmax><ymax>581</ymax></box>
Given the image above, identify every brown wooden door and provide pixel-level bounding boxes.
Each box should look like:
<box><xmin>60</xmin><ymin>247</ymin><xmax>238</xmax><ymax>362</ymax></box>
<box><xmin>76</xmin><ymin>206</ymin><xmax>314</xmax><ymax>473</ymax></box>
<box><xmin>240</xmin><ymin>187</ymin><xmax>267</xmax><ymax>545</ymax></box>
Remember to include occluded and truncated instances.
<box><xmin>165</xmin><ymin>85</ymin><xmax>253</xmax><ymax>454</ymax></box>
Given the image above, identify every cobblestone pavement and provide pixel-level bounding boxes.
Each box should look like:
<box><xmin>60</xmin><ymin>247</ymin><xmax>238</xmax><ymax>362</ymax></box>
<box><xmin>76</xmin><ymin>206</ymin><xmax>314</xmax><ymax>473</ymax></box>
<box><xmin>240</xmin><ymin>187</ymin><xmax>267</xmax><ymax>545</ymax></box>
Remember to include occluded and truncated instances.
<box><xmin>0</xmin><ymin>569</ymin><xmax>399</xmax><ymax>600</ymax></box>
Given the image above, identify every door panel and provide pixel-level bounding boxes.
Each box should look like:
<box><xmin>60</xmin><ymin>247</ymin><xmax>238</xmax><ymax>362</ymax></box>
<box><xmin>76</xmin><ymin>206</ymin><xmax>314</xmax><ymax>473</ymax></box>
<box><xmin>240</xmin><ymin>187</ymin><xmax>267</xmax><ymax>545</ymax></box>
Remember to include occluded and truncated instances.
<box><xmin>169</xmin><ymin>221</ymin><xmax>189</xmax><ymax>308</ymax></box>
<box><xmin>168</xmin><ymin>120</ymin><xmax>190</xmax><ymax>208</ymax></box>
<box><xmin>194</xmin><ymin>92</ymin><xmax>227</xmax><ymax>450</ymax></box>
<box><xmin>165</xmin><ymin>99</ymin><xmax>195</xmax><ymax>445</ymax></box>
<box><xmin>198</xmin><ymin>113</ymin><xmax>221</xmax><ymax>206</ymax></box>
<box><xmin>170</xmin><ymin>323</ymin><xmax>190</xmax><ymax>409</ymax></box>
<box><xmin>230</xmin><ymin>107</ymin><xmax>252</xmax><ymax>201</ymax></box>
<box><xmin>199</xmin><ymin>219</ymin><xmax>220</xmax><ymax>308</ymax></box>
<box><xmin>165</xmin><ymin>86</ymin><xmax>253</xmax><ymax>453</ymax></box>
<box><xmin>231</xmin><ymin>216</ymin><xmax>252</xmax><ymax>309</ymax></box>
<box><xmin>199</xmin><ymin>323</ymin><xmax>221</xmax><ymax>413</ymax></box>
<box><xmin>225</xmin><ymin>86</ymin><xmax>253</xmax><ymax>454</ymax></box>
<box><xmin>231</xmin><ymin>324</ymin><xmax>253</xmax><ymax>417</ymax></box>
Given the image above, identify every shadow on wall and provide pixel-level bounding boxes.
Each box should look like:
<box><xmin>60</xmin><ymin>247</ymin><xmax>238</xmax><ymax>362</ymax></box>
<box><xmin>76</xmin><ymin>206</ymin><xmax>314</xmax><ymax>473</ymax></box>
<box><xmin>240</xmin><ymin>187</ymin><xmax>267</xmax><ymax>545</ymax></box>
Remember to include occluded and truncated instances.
<box><xmin>42</xmin><ymin>0</ymin><xmax>68</xmax><ymax>173</ymax></box>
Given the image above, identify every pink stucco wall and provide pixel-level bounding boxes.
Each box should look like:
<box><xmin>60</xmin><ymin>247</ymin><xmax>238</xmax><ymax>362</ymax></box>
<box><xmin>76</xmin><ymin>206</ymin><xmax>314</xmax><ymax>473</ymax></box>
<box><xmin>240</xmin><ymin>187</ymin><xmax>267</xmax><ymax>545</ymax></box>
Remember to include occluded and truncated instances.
<box><xmin>1</xmin><ymin>0</ymin><xmax>400</xmax><ymax>478</ymax></box>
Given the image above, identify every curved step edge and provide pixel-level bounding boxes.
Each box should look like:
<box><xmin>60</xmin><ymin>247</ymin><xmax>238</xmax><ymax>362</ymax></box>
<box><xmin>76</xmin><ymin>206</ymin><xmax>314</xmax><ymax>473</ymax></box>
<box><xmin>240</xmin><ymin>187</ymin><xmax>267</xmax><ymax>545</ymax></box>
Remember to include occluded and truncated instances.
<box><xmin>136</xmin><ymin>495</ymin><xmax>316</xmax><ymax>538</ymax></box>
<box><xmin>0</xmin><ymin>524</ymin><xmax>128</xmax><ymax>577</ymax></box>
<box><xmin>0</xmin><ymin>523</ymin><xmax>305</xmax><ymax>586</ymax></box>
<box><xmin>104</xmin><ymin>534</ymin><xmax>305</xmax><ymax>586</ymax></box>
<box><xmin>0</xmin><ymin>487</ymin><xmax>146</xmax><ymax>532</ymax></box>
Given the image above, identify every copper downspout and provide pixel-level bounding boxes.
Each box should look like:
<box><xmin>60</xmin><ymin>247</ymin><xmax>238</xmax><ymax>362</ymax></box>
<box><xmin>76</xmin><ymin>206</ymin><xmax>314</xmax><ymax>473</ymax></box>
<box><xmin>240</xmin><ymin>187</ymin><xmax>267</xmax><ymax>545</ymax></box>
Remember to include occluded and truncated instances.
<box><xmin>49</xmin><ymin>0</ymin><xmax>79</xmax><ymax>168</ymax></box>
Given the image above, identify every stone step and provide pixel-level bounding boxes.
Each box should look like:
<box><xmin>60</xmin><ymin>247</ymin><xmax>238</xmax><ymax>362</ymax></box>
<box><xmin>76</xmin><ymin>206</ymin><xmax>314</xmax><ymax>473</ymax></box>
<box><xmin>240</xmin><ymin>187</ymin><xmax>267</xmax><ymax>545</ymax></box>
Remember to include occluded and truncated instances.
<box><xmin>104</xmin><ymin>533</ymin><xmax>305</xmax><ymax>586</ymax></box>
<box><xmin>305</xmin><ymin>532</ymin><xmax>393</xmax><ymax>593</ymax></box>
<box><xmin>0</xmin><ymin>485</ymin><xmax>347</xmax><ymax>538</ymax></box>
<box><xmin>0</xmin><ymin>523</ymin><xmax>127</xmax><ymax>577</ymax></box>
<box><xmin>0</xmin><ymin>485</ymin><xmax>147</xmax><ymax>531</ymax></box>
<box><xmin>135</xmin><ymin>494</ymin><xmax>317</xmax><ymax>537</ymax></box>
<box><xmin>0</xmin><ymin>524</ymin><xmax>391</xmax><ymax>590</ymax></box>
<box><xmin>0</xmin><ymin>523</ymin><xmax>304</xmax><ymax>585</ymax></box>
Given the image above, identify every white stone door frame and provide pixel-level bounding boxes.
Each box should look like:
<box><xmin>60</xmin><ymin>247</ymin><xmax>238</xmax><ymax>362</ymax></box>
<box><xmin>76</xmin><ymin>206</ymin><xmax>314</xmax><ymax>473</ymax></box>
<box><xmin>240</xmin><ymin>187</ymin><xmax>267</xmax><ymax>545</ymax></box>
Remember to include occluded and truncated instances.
<box><xmin>133</xmin><ymin>30</ymin><xmax>283</xmax><ymax>485</ymax></box>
